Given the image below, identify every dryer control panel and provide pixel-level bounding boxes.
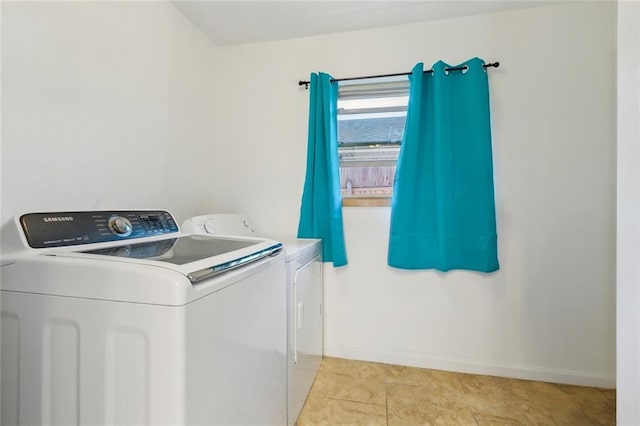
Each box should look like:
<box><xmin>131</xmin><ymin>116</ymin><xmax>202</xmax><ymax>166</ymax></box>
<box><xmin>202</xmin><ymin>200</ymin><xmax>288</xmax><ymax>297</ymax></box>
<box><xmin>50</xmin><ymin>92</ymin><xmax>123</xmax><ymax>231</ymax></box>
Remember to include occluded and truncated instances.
<box><xmin>20</xmin><ymin>210</ymin><xmax>179</xmax><ymax>248</ymax></box>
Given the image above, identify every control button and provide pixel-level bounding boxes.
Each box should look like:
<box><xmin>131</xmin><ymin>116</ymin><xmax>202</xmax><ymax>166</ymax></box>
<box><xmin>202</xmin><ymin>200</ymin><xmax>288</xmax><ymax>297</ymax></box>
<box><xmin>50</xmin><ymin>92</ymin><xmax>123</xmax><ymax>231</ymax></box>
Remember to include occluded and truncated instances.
<box><xmin>204</xmin><ymin>222</ymin><xmax>217</xmax><ymax>234</ymax></box>
<box><xmin>108</xmin><ymin>216</ymin><xmax>133</xmax><ymax>237</ymax></box>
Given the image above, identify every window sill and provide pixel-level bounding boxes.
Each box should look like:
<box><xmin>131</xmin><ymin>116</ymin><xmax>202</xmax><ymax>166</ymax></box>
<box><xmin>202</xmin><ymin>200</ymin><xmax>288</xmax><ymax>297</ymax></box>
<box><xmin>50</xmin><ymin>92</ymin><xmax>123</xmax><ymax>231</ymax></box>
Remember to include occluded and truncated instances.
<box><xmin>342</xmin><ymin>197</ymin><xmax>391</xmax><ymax>207</ymax></box>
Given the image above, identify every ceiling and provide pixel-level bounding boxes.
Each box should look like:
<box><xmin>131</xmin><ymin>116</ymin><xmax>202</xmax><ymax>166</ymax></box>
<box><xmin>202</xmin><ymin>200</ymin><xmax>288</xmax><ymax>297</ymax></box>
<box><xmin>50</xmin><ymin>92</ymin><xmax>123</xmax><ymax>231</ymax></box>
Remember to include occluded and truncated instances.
<box><xmin>171</xmin><ymin>1</ymin><xmax>557</xmax><ymax>46</ymax></box>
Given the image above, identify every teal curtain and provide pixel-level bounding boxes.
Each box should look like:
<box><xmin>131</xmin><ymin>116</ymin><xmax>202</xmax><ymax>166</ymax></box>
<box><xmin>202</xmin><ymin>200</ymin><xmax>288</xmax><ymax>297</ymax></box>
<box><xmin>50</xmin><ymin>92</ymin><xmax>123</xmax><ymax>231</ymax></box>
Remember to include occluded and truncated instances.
<box><xmin>298</xmin><ymin>73</ymin><xmax>348</xmax><ymax>267</ymax></box>
<box><xmin>388</xmin><ymin>58</ymin><xmax>499</xmax><ymax>272</ymax></box>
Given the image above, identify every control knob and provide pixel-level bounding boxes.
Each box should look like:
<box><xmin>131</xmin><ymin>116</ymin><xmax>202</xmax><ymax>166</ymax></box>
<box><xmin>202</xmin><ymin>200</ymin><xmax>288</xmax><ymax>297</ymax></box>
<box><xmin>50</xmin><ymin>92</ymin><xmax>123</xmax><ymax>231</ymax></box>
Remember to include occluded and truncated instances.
<box><xmin>108</xmin><ymin>216</ymin><xmax>133</xmax><ymax>237</ymax></box>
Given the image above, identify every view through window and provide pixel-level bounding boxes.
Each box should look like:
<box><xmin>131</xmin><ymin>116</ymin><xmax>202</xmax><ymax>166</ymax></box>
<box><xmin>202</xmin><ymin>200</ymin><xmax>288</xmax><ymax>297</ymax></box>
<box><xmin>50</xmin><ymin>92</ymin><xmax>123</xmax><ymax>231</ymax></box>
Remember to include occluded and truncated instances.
<box><xmin>337</xmin><ymin>78</ymin><xmax>409</xmax><ymax>204</ymax></box>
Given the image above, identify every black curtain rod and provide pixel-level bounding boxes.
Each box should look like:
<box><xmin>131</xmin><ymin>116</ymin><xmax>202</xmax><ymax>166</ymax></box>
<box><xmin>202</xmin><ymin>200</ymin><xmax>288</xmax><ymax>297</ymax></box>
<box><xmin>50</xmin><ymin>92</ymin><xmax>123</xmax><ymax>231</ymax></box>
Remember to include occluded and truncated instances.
<box><xmin>298</xmin><ymin>61</ymin><xmax>499</xmax><ymax>89</ymax></box>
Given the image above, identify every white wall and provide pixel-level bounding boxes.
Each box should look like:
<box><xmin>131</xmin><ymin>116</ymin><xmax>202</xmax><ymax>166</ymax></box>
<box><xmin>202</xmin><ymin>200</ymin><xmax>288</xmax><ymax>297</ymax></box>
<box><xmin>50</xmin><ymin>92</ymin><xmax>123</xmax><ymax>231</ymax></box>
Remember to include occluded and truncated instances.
<box><xmin>213</xmin><ymin>2</ymin><xmax>617</xmax><ymax>387</ymax></box>
<box><xmin>1</xmin><ymin>1</ymin><xmax>219</xmax><ymax>226</ymax></box>
<box><xmin>617</xmin><ymin>1</ymin><xmax>640</xmax><ymax>423</ymax></box>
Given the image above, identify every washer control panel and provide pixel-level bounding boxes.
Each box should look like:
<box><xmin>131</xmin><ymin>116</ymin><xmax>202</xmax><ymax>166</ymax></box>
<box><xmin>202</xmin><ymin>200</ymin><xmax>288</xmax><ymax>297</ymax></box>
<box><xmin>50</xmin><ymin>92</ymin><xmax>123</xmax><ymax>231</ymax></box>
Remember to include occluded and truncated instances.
<box><xmin>20</xmin><ymin>210</ymin><xmax>179</xmax><ymax>248</ymax></box>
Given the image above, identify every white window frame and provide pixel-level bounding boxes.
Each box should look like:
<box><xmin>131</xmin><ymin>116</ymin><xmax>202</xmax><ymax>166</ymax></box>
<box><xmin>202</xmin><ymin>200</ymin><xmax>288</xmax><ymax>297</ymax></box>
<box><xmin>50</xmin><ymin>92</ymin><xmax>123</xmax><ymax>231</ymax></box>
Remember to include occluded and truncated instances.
<box><xmin>337</xmin><ymin>77</ymin><xmax>409</xmax><ymax>207</ymax></box>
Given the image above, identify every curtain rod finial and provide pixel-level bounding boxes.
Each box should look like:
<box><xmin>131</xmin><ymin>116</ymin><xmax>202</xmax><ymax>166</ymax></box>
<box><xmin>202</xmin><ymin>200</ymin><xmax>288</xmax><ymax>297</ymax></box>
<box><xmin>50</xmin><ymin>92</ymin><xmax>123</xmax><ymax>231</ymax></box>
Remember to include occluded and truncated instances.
<box><xmin>299</xmin><ymin>80</ymin><xmax>310</xmax><ymax>89</ymax></box>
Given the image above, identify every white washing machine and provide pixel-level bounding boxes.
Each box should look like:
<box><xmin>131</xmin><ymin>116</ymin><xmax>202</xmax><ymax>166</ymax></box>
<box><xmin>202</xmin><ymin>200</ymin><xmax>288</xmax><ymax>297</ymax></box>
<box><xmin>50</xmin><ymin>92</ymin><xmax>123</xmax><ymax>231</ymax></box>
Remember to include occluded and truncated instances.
<box><xmin>182</xmin><ymin>214</ymin><xmax>323</xmax><ymax>425</ymax></box>
<box><xmin>0</xmin><ymin>210</ymin><xmax>287</xmax><ymax>425</ymax></box>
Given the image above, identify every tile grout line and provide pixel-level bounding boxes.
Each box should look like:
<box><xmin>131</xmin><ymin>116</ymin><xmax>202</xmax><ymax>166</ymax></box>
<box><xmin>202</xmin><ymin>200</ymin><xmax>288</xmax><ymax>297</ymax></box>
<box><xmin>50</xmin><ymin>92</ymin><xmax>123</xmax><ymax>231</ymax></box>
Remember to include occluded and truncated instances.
<box><xmin>311</xmin><ymin>394</ymin><xmax>387</xmax><ymax>408</ymax></box>
<box><xmin>384</xmin><ymin>366</ymin><xmax>389</xmax><ymax>426</ymax></box>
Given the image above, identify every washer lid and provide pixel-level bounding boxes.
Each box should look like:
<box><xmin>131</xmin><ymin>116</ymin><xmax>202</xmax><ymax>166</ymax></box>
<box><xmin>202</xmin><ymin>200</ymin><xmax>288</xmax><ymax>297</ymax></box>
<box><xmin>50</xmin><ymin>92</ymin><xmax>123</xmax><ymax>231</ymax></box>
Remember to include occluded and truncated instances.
<box><xmin>73</xmin><ymin>235</ymin><xmax>283</xmax><ymax>283</ymax></box>
<box><xmin>81</xmin><ymin>235</ymin><xmax>256</xmax><ymax>264</ymax></box>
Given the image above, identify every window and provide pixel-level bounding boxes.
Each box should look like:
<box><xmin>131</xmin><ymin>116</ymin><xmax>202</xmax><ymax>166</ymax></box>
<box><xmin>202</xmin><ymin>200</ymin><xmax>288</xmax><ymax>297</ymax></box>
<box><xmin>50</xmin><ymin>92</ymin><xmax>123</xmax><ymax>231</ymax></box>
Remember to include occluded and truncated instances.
<box><xmin>337</xmin><ymin>78</ymin><xmax>409</xmax><ymax>207</ymax></box>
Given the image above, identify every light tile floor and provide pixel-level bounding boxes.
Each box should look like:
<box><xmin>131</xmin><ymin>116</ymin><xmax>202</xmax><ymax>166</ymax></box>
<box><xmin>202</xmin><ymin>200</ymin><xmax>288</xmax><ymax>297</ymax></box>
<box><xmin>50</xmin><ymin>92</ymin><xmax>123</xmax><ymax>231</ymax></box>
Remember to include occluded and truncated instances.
<box><xmin>296</xmin><ymin>357</ymin><xmax>615</xmax><ymax>425</ymax></box>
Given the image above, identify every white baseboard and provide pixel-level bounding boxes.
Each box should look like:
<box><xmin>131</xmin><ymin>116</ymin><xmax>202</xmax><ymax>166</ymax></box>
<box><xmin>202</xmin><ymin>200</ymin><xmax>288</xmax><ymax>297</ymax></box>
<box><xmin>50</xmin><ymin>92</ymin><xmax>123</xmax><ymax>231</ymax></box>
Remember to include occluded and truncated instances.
<box><xmin>323</xmin><ymin>345</ymin><xmax>616</xmax><ymax>389</ymax></box>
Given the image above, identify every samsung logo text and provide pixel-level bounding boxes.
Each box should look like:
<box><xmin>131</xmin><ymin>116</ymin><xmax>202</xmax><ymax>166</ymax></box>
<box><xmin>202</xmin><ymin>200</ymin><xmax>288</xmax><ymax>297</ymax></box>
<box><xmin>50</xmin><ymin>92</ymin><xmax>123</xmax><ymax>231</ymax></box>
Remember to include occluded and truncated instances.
<box><xmin>43</xmin><ymin>217</ymin><xmax>74</xmax><ymax>223</ymax></box>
